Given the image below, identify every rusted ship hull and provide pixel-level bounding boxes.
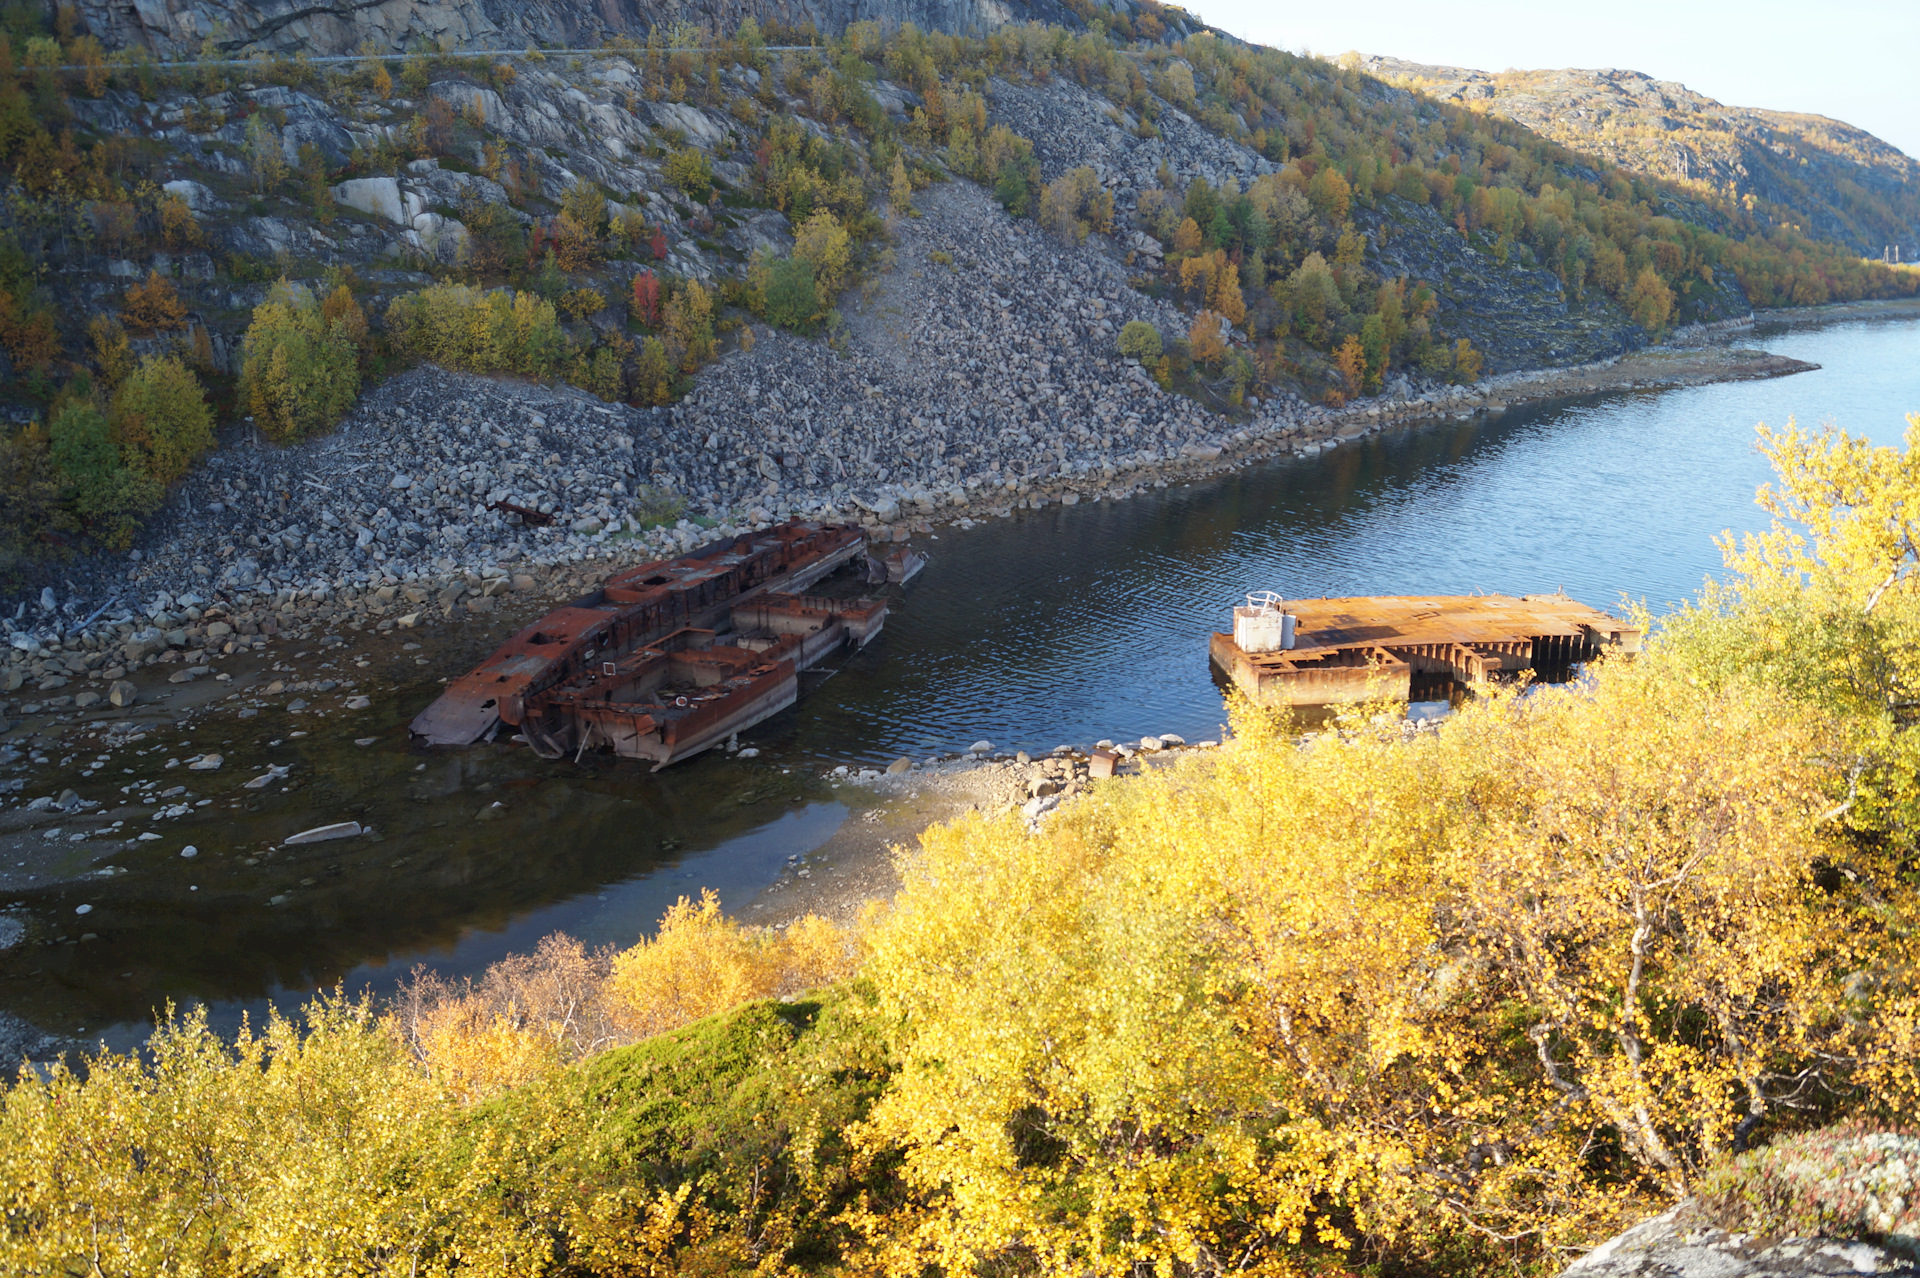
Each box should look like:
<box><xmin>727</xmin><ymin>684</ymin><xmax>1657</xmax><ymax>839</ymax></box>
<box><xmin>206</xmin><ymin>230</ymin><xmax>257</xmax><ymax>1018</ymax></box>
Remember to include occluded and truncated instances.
<box><xmin>409</xmin><ymin>521</ymin><xmax>877</xmax><ymax>756</ymax></box>
<box><xmin>1210</xmin><ymin>593</ymin><xmax>1641</xmax><ymax>711</ymax></box>
<box><xmin>520</xmin><ymin>592</ymin><xmax>886</xmax><ymax>769</ymax></box>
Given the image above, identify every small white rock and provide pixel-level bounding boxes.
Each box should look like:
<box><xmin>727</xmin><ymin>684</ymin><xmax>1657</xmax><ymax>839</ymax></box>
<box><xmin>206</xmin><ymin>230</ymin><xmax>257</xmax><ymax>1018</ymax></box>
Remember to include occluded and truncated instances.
<box><xmin>180</xmin><ymin>845</ymin><xmax>198</xmax><ymax>858</ymax></box>
<box><xmin>969</xmin><ymin>740</ymin><xmax>993</xmax><ymax>754</ymax></box>
<box><xmin>75</xmin><ymin>903</ymin><xmax>92</xmax><ymax>915</ymax></box>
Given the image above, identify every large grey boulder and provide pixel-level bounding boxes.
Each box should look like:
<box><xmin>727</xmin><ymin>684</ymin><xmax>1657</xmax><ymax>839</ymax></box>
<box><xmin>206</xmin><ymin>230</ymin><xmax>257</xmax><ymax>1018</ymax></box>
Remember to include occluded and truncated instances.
<box><xmin>1563</xmin><ymin>1206</ymin><xmax>1918</xmax><ymax>1277</ymax></box>
<box><xmin>333</xmin><ymin>177</ymin><xmax>410</xmax><ymax>226</ymax></box>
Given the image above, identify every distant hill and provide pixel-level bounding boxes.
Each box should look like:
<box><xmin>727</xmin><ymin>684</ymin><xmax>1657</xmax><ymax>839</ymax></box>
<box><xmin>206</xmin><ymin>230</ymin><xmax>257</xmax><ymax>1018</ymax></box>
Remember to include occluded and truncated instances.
<box><xmin>1361</xmin><ymin>56</ymin><xmax>1920</xmax><ymax>261</ymax></box>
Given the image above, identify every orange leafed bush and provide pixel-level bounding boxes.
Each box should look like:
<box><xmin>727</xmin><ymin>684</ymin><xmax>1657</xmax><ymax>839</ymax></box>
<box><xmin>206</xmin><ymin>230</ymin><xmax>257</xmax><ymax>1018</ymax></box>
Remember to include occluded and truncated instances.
<box><xmin>1187</xmin><ymin>308</ymin><xmax>1227</xmax><ymax>367</ymax></box>
<box><xmin>122</xmin><ymin>269</ymin><xmax>188</xmax><ymax>332</ymax></box>
<box><xmin>0</xmin><ymin>288</ymin><xmax>60</xmax><ymax>369</ymax></box>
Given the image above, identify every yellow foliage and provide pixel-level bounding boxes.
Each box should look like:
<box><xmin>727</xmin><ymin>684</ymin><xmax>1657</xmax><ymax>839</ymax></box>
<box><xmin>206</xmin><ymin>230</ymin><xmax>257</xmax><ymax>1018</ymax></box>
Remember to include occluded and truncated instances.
<box><xmin>1038</xmin><ymin>165</ymin><xmax>1114</xmax><ymax>243</ymax></box>
<box><xmin>0</xmin><ymin>999</ymin><xmax>535</xmax><ymax>1276</ymax></box>
<box><xmin>889</xmin><ymin>155</ymin><xmax>914</xmax><ymax>213</ymax></box>
<box><xmin>1208</xmin><ymin>253</ymin><xmax>1246</xmax><ymax>326</ymax></box>
<box><xmin>156</xmin><ymin>192</ymin><xmax>203</xmax><ymax>249</ymax></box>
<box><xmin>1172</xmin><ymin>215</ymin><xmax>1204</xmax><ymax>255</ymax></box>
<box><xmin>1452</xmin><ymin>336</ymin><xmax>1484</xmax><ymax>382</ymax></box>
<box><xmin>87</xmin><ymin>312</ymin><xmax>131</xmax><ymax>388</ymax></box>
<box><xmin>1177</xmin><ymin>250</ymin><xmax>1216</xmax><ymax>303</ymax></box>
<box><xmin>1187</xmin><ymin>308</ymin><xmax>1227</xmax><ymax>366</ymax></box>
<box><xmin>560</xmin><ymin>286</ymin><xmax>608</xmax><ymax>321</ymax></box>
<box><xmin>1333</xmin><ymin>333</ymin><xmax>1366</xmax><ymax>393</ymax></box>
<box><xmin>419</xmin><ymin>1000</ymin><xmax>563</xmax><ymax>1103</ymax></box>
<box><xmin>792</xmin><ymin>210</ymin><xmax>852</xmax><ymax>295</ymax></box>
<box><xmin>663</xmin><ymin>277</ymin><xmax>715</xmax><ymax>371</ymax></box>
<box><xmin>858</xmin><ymin>645</ymin><xmax>1898</xmax><ymax>1271</ymax></box>
<box><xmin>606</xmin><ymin>890</ymin><xmax>855</xmax><ymax>1039</ymax></box>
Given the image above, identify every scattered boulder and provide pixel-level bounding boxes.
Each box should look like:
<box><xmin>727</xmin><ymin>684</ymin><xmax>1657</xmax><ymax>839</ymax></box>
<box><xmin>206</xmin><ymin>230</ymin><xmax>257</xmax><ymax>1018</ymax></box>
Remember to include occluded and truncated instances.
<box><xmin>284</xmin><ymin>821</ymin><xmax>361</xmax><ymax>845</ymax></box>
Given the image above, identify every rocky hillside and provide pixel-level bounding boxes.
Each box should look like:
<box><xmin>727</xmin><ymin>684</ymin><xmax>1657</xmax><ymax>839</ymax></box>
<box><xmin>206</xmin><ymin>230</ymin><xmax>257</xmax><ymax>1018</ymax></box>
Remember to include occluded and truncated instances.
<box><xmin>73</xmin><ymin>0</ymin><xmax>1209</xmax><ymax>58</ymax></box>
<box><xmin>7</xmin><ymin>3</ymin><xmax>1918</xmax><ymax>614</ymax></box>
<box><xmin>1362</xmin><ymin>56</ymin><xmax>1920</xmax><ymax>260</ymax></box>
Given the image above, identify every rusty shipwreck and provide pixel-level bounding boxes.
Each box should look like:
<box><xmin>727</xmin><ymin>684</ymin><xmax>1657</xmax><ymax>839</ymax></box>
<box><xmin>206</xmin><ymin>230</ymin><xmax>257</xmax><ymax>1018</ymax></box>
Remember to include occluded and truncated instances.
<box><xmin>1210</xmin><ymin>591</ymin><xmax>1641</xmax><ymax>711</ymax></box>
<box><xmin>410</xmin><ymin>520</ymin><xmax>898</xmax><ymax>768</ymax></box>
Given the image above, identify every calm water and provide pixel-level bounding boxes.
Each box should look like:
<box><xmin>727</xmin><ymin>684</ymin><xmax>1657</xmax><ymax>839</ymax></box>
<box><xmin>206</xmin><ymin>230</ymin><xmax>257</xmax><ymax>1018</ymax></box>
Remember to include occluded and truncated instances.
<box><xmin>16</xmin><ymin>312</ymin><xmax>1920</xmax><ymax>1041</ymax></box>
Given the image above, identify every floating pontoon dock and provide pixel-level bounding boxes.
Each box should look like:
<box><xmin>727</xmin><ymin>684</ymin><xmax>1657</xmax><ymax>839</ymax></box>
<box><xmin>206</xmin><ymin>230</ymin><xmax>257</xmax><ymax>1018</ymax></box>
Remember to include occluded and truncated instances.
<box><xmin>1209</xmin><ymin>592</ymin><xmax>1641</xmax><ymax>710</ymax></box>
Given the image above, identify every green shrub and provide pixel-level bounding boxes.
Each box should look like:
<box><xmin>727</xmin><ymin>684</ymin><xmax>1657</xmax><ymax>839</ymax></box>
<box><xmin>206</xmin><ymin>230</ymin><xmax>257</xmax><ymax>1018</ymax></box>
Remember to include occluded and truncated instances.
<box><xmin>1699</xmin><ymin>1127</ymin><xmax>1920</xmax><ymax>1250</ymax></box>
<box><xmin>993</xmin><ymin>156</ymin><xmax>1036</xmax><ymax>218</ymax></box>
<box><xmin>109</xmin><ymin>355</ymin><xmax>213</xmax><ymax>487</ymax></box>
<box><xmin>0</xmin><ymin>425</ymin><xmax>64</xmax><ymax>583</ymax></box>
<box><xmin>384</xmin><ymin>283</ymin><xmax>567</xmax><ymax>380</ymax></box>
<box><xmin>635</xmin><ymin>336</ymin><xmax>672</xmax><ymax>405</ymax></box>
<box><xmin>764</xmin><ymin>254</ymin><xmax>819</xmax><ymax>330</ymax></box>
<box><xmin>237</xmin><ymin>281</ymin><xmax>362</xmax><ymax>443</ymax></box>
<box><xmin>630</xmin><ymin>484</ymin><xmax>686</xmax><ymax>529</ymax></box>
<box><xmin>664</xmin><ymin>148</ymin><xmax>712</xmax><ymax>201</ymax></box>
<box><xmin>48</xmin><ymin>402</ymin><xmax>162</xmax><ymax>549</ymax></box>
<box><xmin>1117</xmin><ymin>319</ymin><xmax>1163</xmax><ymax>361</ymax></box>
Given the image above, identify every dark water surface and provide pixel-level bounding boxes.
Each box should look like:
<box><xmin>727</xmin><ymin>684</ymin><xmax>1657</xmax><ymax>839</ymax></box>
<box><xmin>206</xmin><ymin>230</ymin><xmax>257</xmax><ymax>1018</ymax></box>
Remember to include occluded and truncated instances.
<box><xmin>13</xmin><ymin>313</ymin><xmax>1919</xmax><ymax>1043</ymax></box>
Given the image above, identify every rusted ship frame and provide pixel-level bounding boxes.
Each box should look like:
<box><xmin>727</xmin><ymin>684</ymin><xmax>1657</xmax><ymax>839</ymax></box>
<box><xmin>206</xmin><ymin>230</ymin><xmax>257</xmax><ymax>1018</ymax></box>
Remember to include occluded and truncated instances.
<box><xmin>1209</xmin><ymin>592</ymin><xmax>1642</xmax><ymax>710</ymax></box>
<box><xmin>521</xmin><ymin>591</ymin><xmax>888</xmax><ymax>768</ymax></box>
<box><xmin>409</xmin><ymin>521</ymin><xmax>874</xmax><ymax>752</ymax></box>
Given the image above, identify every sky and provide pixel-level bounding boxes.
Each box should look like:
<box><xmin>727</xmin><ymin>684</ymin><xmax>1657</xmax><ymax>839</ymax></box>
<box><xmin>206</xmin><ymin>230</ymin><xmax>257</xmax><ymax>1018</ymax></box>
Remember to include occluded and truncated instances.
<box><xmin>1181</xmin><ymin>0</ymin><xmax>1920</xmax><ymax>162</ymax></box>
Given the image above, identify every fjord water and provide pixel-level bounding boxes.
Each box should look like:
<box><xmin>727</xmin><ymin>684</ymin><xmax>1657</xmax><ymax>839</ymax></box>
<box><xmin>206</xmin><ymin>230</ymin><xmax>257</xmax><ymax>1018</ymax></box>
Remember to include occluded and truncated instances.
<box><xmin>25</xmin><ymin>313</ymin><xmax>1920</xmax><ymax>1040</ymax></box>
<box><xmin>779</xmin><ymin>313</ymin><xmax>1920</xmax><ymax>761</ymax></box>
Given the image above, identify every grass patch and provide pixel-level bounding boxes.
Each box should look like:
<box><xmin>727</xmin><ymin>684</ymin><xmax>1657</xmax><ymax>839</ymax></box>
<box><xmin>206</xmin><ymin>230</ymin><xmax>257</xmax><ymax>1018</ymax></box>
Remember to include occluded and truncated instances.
<box><xmin>478</xmin><ymin>985</ymin><xmax>899</xmax><ymax>1269</ymax></box>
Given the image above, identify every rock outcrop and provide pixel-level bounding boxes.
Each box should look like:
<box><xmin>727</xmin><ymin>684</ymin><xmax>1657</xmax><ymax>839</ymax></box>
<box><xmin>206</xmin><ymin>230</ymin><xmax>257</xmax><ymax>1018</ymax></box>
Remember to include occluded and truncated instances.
<box><xmin>75</xmin><ymin>0</ymin><xmax>1171</xmax><ymax>59</ymax></box>
<box><xmin>1563</xmin><ymin>1206</ymin><xmax>1918</xmax><ymax>1278</ymax></box>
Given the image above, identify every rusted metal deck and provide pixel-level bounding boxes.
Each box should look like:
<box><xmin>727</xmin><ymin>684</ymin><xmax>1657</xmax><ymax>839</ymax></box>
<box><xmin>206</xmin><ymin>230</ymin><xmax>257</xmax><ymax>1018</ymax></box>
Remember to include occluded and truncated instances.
<box><xmin>520</xmin><ymin>592</ymin><xmax>888</xmax><ymax>769</ymax></box>
<box><xmin>409</xmin><ymin>521</ymin><xmax>872</xmax><ymax>750</ymax></box>
<box><xmin>1209</xmin><ymin>593</ymin><xmax>1641</xmax><ymax>710</ymax></box>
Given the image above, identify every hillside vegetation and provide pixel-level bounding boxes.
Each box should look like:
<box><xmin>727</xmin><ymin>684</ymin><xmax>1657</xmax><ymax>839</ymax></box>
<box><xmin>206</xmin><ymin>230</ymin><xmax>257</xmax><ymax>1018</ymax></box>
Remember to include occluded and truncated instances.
<box><xmin>1361</xmin><ymin>56</ymin><xmax>1920</xmax><ymax>264</ymax></box>
<box><xmin>3</xmin><ymin>416</ymin><xmax>1917</xmax><ymax>1275</ymax></box>
<box><xmin>2</xmin><ymin>2</ymin><xmax>1918</xmax><ymax>577</ymax></box>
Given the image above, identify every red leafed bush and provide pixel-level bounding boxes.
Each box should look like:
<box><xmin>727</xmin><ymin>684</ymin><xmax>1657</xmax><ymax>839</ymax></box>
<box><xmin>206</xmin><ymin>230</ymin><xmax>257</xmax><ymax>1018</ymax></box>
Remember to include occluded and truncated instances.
<box><xmin>630</xmin><ymin>269</ymin><xmax>660</xmax><ymax>327</ymax></box>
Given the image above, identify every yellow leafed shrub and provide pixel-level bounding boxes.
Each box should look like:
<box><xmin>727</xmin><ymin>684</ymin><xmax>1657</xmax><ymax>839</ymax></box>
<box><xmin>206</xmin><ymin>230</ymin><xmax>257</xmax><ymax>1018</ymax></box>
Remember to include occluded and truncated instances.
<box><xmin>384</xmin><ymin>283</ymin><xmax>567</xmax><ymax>380</ymax></box>
<box><xmin>606</xmin><ymin>889</ymin><xmax>857</xmax><ymax>1039</ymax></box>
<box><xmin>856</xmin><ymin>636</ymin><xmax>1916</xmax><ymax>1273</ymax></box>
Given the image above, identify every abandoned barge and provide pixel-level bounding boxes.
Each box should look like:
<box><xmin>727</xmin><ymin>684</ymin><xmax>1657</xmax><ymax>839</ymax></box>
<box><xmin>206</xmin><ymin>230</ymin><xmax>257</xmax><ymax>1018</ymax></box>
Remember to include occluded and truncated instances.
<box><xmin>1210</xmin><ymin>591</ymin><xmax>1642</xmax><ymax>711</ymax></box>
<box><xmin>410</xmin><ymin>520</ymin><xmax>900</xmax><ymax>768</ymax></box>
